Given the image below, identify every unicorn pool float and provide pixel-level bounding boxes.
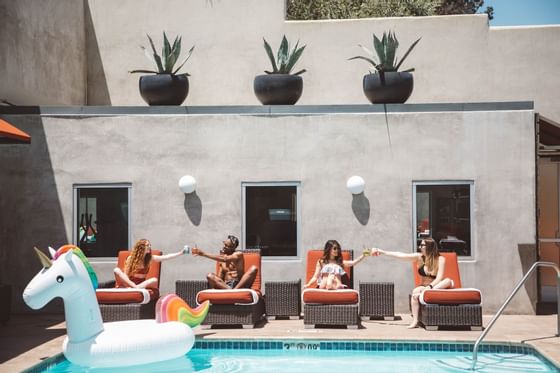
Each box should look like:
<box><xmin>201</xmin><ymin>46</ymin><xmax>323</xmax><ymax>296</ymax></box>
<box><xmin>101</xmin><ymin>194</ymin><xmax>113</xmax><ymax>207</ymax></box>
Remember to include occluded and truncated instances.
<box><xmin>23</xmin><ymin>245</ymin><xmax>210</xmax><ymax>368</ymax></box>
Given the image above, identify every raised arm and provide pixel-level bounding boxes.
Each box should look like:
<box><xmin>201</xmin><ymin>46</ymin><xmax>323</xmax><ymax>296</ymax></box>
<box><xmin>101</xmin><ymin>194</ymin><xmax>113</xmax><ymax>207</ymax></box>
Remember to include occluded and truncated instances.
<box><xmin>343</xmin><ymin>252</ymin><xmax>368</xmax><ymax>267</ymax></box>
<box><xmin>376</xmin><ymin>248</ymin><xmax>420</xmax><ymax>262</ymax></box>
<box><xmin>152</xmin><ymin>248</ymin><xmax>186</xmax><ymax>262</ymax></box>
<box><xmin>303</xmin><ymin>260</ymin><xmax>321</xmax><ymax>289</ymax></box>
<box><xmin>192</xmin><ymin>247</ymin><xmax>242</xmax><ymax>263</ymax></box>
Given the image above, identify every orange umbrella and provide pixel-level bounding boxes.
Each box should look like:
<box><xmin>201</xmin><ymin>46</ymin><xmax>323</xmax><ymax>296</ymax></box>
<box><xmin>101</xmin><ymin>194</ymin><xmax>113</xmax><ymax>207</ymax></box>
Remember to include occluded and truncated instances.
<box><xmin>0</xmin><ymin>118</ymin><xmax>31</xmax><ymax>144</ymax></box>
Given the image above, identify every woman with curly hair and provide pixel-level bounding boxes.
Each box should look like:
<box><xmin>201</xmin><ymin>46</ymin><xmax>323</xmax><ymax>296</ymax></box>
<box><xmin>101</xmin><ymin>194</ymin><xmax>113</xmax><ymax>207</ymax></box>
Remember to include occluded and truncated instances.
<box><xmin>114</xmin><ymin>238</ymin><xmax>187</xmax><ymax>288</ymax></box>
<box><xmin>304</xmin><ymin>240</ymin><xmax>368</xmax><ymax>290</ymax></box>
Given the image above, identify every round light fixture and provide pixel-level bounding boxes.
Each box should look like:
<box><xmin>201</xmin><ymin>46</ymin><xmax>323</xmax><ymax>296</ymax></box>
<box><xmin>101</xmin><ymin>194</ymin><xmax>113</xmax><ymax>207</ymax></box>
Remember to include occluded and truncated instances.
<box><xmin>178</xmin><ymin>175</ymin><xmax>197</xmax><ymax>194</ymax></box>
<box><xmin>346</xmin><ymin>176</ymin><xmax>365</xmax><ymax>194</ymax></box>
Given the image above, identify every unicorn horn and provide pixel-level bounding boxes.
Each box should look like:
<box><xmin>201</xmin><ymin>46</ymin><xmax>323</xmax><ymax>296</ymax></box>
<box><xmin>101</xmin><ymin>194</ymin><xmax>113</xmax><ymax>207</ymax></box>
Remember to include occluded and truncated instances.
<box><xmin>33</xmin><ymin>246</ymin><xmax>52</xmax><ymax>268</ymax></box>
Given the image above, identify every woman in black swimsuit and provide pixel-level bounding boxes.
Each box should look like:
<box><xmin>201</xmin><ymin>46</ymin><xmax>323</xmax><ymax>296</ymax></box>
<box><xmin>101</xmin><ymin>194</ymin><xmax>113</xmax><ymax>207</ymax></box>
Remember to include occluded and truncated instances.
<box><xmin>371</xmin><ymin>238</ymin><xmax>453</xmax><ymax>329</ymax></box>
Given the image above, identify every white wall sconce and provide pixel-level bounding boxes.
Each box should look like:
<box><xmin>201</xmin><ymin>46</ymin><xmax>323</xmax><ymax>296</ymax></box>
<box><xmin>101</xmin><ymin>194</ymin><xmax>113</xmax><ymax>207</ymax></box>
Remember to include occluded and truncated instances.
<box><xmin>346</xmin><ymin>176</ymin><xmax>365</xmax><ymax>194</ymax></box>
<box><xmin>178</xmin><ymin>175</ymin><xmax>197</xmax><ymax>194</ymax></box>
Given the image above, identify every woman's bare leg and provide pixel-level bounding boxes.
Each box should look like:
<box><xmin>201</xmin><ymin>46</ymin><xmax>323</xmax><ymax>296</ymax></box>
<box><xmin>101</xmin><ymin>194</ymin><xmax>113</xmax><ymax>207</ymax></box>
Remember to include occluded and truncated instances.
<box><xmin>113</xmin><ymin>267</ymin><xmax>136</xmax><ymax>288</ymax></box>
<box><xmin>135</xmin><ymin>277</ymin><xmax>158</xmax><ymax>289</ymax></box>
<box><xmin>319</xmin><ymin>275</ymin><xmax>328</xmax><ymax>289</ymax></box>
<box><xmin>332</xmin><ymin>275</ymin><xmax>342</xmax><ymax>289</ymax></box>
<box><xmin>326</xmin><ymin>273</ymin><xmax>335</xmax><ymax>289</ymax></box>
<box><xmin>408</xmin><ymin>286</ymin><xmax>424</xmax><ymax>328</ymax></box>
<box><xmin>433</xmin><ymin>278</ymin><xmax>453</xmax><ymax>289</ymax></box>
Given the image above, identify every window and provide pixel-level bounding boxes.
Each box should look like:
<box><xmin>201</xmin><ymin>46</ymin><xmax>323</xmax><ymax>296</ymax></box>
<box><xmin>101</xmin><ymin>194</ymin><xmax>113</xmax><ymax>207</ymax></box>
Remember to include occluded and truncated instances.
<box><xmin>243</xmin><ymin>183</ymin><xmax>300</xmax><ymax>257</ymax></box>
<box><xmin>73</xmin><ymin>184</ymin><xmax>131</xmax><ymax>257</ymax></box>
<box><xmin>413</xmin><ymin>182</ymin><xmax>473</xmax><ymax>257</ymax></box>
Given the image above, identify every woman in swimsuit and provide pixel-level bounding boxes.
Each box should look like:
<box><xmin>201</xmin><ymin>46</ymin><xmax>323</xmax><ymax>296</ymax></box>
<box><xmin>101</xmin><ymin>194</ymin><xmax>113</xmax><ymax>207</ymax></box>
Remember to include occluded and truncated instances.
<box><xmin>304</xmin><ymin>240</ymin><xmax>368</xmax><ymax>290</ymax></box>
<box><xmin>114</xmin><ymin>238</ymin><xmax>187</xmax><ymax>289</ymax></box>
<box><xmin>372</xmin><ymin>238</ymin><xmax>453</xmax><ymax>328</ymax></box>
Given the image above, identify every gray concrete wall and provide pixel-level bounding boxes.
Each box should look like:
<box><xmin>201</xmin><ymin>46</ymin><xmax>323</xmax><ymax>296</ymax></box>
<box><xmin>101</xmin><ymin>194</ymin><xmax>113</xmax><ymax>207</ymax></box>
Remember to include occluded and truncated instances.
<box><xmin>0</xmin><ymin>0</ymin><xmax>86</xmax><ymax>105</ymax></box>
<box><xmin>0</xmin><ymin>106</ymin><xmax>536</xmax><ymax>314</ymax></box>
<box><xmin>1</xmin><ymin>1</ymin><xmax>559</xmax><ymax>122</ymax></box>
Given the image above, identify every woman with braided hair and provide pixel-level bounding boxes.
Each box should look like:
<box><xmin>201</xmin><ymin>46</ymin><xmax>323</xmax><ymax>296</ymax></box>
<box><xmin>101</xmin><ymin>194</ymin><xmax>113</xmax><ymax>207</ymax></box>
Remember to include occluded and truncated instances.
<box><xmin>114</xmin><ymin>239</ymin><xmax>187</xmax><ymax>288</ymax></box>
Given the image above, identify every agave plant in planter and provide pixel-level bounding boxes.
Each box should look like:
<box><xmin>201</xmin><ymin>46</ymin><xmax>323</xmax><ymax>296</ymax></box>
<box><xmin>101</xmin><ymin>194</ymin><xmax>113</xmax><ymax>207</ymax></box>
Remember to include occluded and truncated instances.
<box><xmin>254</xmin><ymin>35</ymin><xmax>306</xmax><ymax>105</ymax></box>
<box><xmin>349</xmin><ymin>31</ymin><xmax>420</xmax><ymax>104</ymax></box>
<box><xmin>130</xmin><ymin>32</ymin><xmax>195</xmax><ymax>106</ymax></box>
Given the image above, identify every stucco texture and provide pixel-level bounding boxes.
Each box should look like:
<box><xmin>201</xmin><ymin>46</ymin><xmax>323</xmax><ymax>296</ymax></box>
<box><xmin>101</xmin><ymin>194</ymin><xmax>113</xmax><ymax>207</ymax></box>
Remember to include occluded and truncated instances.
<box><xmin>0</xmin><ymin>107</ymin><xmax>536</xmax><ymax>313</ymax></box>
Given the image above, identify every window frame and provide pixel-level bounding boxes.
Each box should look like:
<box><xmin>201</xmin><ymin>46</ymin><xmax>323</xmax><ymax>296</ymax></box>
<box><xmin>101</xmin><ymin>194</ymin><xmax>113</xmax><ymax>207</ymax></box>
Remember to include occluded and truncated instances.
<box><xmin>241</xmin><ymin>181</ymin><xmax>301</xmax><ymax>261</ymax></box>
<box><xmin>412</xmin><ymin>180</ymin><xmax>475</xmax><ymax>260</ymax></box>
<box><xmin>72</xmin><ymin>183</ymin><xmax>132</xmax><ymax>262</ymax></box>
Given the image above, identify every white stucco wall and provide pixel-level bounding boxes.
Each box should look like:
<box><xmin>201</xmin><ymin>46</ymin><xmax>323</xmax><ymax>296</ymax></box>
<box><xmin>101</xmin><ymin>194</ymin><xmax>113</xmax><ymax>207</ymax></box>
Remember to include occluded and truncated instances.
<box><xmin>0</xmin><ymin>106</ymin><xmax>536</xmax><ymax>314</ymax></box>
<box><xmin>1</xmin><ymin>1</ymin><xmax>559</xmax><ymax>122</ymax></box>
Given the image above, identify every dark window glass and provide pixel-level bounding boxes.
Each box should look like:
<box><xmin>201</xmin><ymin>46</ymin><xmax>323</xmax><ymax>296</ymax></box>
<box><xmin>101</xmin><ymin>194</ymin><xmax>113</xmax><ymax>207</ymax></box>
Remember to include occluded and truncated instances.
<box><xmin>76</xmin><ymin>187</ymin><xmax>129</xmax><ymax>257</ymax></box>
<box><xmin>416</xmin><ymin>184</ymin><xmax>471</xmax><ymax>256</ymax></box>
<box><xmin>245</xmin><ymin>185</ymin><xmax>297</xmax><ymax>256</ymax></box>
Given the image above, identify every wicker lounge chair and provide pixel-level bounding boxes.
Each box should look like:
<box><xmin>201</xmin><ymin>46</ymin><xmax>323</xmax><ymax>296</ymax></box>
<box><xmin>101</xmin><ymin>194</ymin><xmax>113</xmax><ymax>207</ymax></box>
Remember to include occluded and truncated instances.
<box><xmin>96</xmin><ymin>250</ymin><xmax>161</xmax><ymax>322</ymax></box>
<box><xmin>302</xmin><ymin>249</ymin><xmax>359</xmax><ymax>329</ymax></box>
<box><xmin>175</xmin><ymin>249</ymin><xmax>264</xmax><ymax>328</ymax></box>
<box><xmin>412</xmin><ymin>252</ymin><xmax>482</xmax><ymax>330</ymax></box>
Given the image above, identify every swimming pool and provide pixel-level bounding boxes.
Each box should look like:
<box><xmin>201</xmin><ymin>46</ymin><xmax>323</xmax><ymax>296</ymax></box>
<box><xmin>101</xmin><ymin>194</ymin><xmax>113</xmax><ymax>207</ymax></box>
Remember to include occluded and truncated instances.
<box><xmin>31</xmin><ymin>340</ymin><xmax>559</xmax><ymax>372</ymax></box>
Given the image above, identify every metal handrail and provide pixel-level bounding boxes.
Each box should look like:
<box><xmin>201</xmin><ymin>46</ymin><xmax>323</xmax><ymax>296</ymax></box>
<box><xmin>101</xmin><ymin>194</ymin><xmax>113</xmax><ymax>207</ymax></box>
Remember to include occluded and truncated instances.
<box><xmin>471</xmin><ymin>261</ymin><xmax>560</xmax><ymax>370</ymax></box>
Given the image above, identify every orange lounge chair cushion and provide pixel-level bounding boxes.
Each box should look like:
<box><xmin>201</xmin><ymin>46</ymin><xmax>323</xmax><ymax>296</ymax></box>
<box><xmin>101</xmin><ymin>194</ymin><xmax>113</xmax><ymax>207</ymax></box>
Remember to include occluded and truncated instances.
<box><xmin>420</xmin><ymin>288</ymin><xmax>482</xmax><ymax>305</ymax></box>
<box><xmin>197</xmin><ymin>289</ymin><xmax>262</xmax><ymax>305</ymax></box>
<box><xmin>96</xmin><ymin>288</ymin><xmax>159</xmax><ymax>304</ymax></box>
<box><xmin>302</xmin><ymin>288</ymin><xmax>359</xmax><ymax>305</ymax></box>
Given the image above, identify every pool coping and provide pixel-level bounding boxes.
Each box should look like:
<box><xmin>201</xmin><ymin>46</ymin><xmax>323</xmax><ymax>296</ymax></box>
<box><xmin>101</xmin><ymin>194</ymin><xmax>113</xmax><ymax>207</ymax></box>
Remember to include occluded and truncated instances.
<box><xmin>22</xmin><ymin>338</ymin><xmax>559</xmax><ymax>372</ymax></box>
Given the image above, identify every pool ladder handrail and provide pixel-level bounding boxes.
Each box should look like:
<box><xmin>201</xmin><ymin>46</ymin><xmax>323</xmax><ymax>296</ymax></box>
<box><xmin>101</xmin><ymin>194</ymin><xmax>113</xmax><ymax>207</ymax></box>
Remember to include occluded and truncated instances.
<box><xmin>471</xmin><ymin>261</ymin><xmax>560</xmax><ymax>370</ymax></box>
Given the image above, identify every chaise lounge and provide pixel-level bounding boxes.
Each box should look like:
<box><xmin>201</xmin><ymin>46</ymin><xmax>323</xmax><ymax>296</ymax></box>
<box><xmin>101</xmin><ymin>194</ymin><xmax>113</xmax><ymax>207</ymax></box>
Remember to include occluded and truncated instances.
<box><xmin>412</xmin><ymin>252</ymin><xmax>482</xmax><ymax>330</ymax></box>
<box><xmin>96</xmin><ymin>250</ymin><xmax>161</xmax><ymax>321</ymax></box>
<box><xmin>176</xmin><ymin>249</ymin><xmax>264</xmax><ymax>328</ymax></box>
<box><xmin>302</xmin><ymin>249</ymin><xmax>360</xmax><ymax>329</ymax></box>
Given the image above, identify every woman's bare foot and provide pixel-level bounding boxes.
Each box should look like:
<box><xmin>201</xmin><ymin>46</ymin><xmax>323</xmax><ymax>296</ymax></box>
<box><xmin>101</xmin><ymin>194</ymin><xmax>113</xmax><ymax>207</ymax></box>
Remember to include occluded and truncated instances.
<box><xmin>407</xmin><ymin>321</ymin><xmax>419</xmax><ymax>329</ymax></box>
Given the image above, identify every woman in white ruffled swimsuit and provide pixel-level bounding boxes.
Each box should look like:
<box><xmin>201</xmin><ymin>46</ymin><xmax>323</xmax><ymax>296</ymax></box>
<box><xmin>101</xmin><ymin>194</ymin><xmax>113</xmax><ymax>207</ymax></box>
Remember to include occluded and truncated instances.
<box><xmin>304</xmin><ymin>240</ymin><xmax>369</xmax><ymax>290</ymax></box>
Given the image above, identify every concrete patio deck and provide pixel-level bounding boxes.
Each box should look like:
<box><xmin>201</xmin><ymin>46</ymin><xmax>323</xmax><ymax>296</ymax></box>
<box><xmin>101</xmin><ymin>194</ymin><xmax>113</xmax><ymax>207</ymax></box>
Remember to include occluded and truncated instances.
<box><xmin>1</xmin><ymin>313</ymin><xmax>558</xmax><ymax>372</ymax></box>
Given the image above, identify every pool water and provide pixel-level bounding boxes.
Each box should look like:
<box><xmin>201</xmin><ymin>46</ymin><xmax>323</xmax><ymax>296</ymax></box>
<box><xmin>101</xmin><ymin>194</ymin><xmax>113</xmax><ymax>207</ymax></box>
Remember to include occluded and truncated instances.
<box><xmin>39</xmin><ymin>341</ymin><xmax>559</xmax><ymax>373</ymax></box>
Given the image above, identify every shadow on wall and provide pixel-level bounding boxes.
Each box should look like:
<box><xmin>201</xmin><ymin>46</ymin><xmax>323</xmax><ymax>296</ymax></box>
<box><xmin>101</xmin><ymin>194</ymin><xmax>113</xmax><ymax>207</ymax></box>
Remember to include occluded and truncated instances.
<box><xmin>0</xmin><ymin>115</ymin><xmax>67</xmax><ymax>314</ymax></box>
<box><xmin>184</xmin><ymin>192</ymin><xmax>202</xmax><ymax>226</ymax></box>
<box><xmin>352</xmin><ymin>193</ymin><xmax>370</xmax><ymax>225</ymax></box>
<box><xmin>518</xmin><ymin>243</ymin><xmax>538</xmax><ymax>314</ymax></box>
<box><xmin>85</xmin><ymin>2</ymin><xmax>111</xmax><ymax>105</ymax></box>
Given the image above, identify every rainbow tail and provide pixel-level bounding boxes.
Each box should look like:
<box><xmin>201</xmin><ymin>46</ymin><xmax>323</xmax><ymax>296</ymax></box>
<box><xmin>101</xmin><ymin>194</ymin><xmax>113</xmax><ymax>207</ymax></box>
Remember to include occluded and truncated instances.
<box><xmin>156</xmin><ymin>294</ymin><xmax>210</xmax><ymax>328</ymax></box>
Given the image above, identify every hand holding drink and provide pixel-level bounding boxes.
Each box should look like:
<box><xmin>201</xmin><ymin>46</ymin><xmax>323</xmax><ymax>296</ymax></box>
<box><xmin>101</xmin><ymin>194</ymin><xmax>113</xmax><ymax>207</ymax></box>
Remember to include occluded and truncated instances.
<box><xmin>191</xmin><ymin>246</ymin><xmax>201</xmax><ymax>256</ymax></box>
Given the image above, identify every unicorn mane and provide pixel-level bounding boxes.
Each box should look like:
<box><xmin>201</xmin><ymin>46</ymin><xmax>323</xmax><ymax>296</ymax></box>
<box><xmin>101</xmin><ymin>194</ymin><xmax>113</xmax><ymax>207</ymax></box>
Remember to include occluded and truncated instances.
<box><xmin>54</xmin><ymin>245</ymin><xmax>98</xmax><ymax>289</ymax></box>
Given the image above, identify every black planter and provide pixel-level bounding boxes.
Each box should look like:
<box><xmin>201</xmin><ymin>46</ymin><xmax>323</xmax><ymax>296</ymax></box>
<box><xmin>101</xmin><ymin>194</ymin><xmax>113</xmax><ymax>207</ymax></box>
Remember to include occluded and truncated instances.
<box><xmin>363</xmin><ymin>72</ymin><xmax>413</xmax><ymax>104</ymax></box>
<box><xmin>139</xmin><ymin>74</ymin><xmax>189</xmax><ymax>106</ymax></box>
<box><xmin>254</xmin><ymin>74</ymin><xmax>303</xmax><ymax>105</ymax></box>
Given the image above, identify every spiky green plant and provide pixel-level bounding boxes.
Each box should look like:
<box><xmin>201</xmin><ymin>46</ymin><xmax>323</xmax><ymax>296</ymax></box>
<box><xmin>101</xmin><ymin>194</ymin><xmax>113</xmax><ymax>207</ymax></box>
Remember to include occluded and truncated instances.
<box><xmin>130</xmin><ymin>32</ymin><xmax>195</xmax><ymax>75</ymax></box>
<box><xmin>263</xmin><ymin>35</ymin><xmax>306</xmax><ymax>75</ymax></box>
<box><xmin>349</xmin><ymin>31</ymin><xmax>421</xmax><ymax>74</ymax></box>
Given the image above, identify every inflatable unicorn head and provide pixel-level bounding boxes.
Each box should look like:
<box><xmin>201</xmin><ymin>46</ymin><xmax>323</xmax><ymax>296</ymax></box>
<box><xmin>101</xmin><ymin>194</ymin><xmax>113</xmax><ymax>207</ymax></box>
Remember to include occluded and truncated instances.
<box><xmin>23</xmin><ymin>246</ymin><xmax>103</xmax><ymax>343</ymax></box>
